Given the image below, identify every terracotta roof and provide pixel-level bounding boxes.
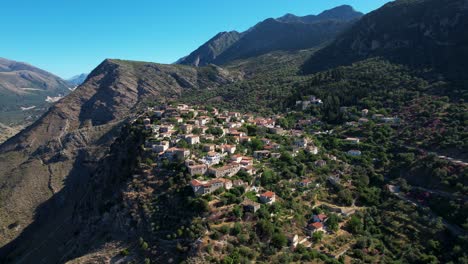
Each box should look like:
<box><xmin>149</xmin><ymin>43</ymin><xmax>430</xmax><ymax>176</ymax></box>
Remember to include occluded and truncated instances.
<box><xmin>261</xmin><ymin>191</ymin><xmax>275</xmax><ymax>198</ymax></box>
<box><xmin>318</xmin><ymin>214</ymin><xmax>327</xmax><ymax>221</ymax></box>
<box><xmin>190</xmin><ymin>180</ymin><xmax>203</xmax><ymax>187</ymax></box>
<box><xmin>309</xmin><ymin>222</ymin><xmax>323</xmax><ymax>229</ymax></box>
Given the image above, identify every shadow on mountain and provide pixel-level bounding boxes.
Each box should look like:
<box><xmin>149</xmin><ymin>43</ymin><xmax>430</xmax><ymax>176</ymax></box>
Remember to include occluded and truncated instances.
<box><xmin>0</xmin><ymin>123</ymin><xmax>140</xmax><ymax>264</ymax></box>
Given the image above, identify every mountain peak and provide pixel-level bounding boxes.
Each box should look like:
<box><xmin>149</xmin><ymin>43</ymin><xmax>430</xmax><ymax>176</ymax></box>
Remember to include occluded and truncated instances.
<box><xmin>317</xmin><ymin>5</ymin><xmax>362</xmax><ymax>20</ymax></box>
<box><xmin>179</xmin><ymin>5</ymin><xmax>364</xmax><ymax>67</ymax></box>
<box><xmin>276</xmin><ymin>5</ymin><xmax>362</xmax><ymax>24</ymax></box>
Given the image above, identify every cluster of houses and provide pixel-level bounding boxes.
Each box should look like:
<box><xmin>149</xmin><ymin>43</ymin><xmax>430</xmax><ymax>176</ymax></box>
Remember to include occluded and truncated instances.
<box><xmin>134</xmin><ymin>101</ymin><xmax>370</xmax><ymax>248</ymax></box>
<box><xmin>344</xmin><ymin>107</ymin><xmax>401</xmax><ymax>127</ymax></box>
<box><xmin>140</xmin><ymin>104</ymin><xmax>302</xmax><ymax>199</ymax></box>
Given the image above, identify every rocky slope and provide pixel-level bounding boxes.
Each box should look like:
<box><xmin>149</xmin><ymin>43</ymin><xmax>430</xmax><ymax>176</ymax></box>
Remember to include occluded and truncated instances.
<box><xmin>0</xmin><ymin>59</ymin><xmax>238</xmax><ymax>262</ymax></box>
<box><xmin>177</xmin><ymin>31</ymin><xmax>242</xmax><ymax>67</ymax></box>
<box><xmin>302</xmin><ymin>0</ymin><xmax>468</xmax><ymax>87</ymax></box>
<box><xmin>179</xmin><ymin>5</ymin><xmax>363</xmax><ymax>66</ymax></box>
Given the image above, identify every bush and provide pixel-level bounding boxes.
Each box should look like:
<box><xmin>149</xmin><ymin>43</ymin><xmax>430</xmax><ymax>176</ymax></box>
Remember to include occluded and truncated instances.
<box><xmin>271</xmin><ymin>233</ymin><xmax>288</xmax><ymax>249</ymax></box>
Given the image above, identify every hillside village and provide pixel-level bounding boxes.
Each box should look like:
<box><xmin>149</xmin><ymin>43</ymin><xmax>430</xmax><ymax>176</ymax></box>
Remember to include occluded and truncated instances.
<box><xmin>122</xmin><ymin>99</ymin><xmax>427</xmax><ymax>262</ymax></box>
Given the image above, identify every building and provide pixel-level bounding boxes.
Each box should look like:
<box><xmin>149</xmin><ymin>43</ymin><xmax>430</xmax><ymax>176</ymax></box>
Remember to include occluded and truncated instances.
<box><xmin>260</xmin><ymin>191</ymin><xmax>276</xmax><ymax>204</ymax></box>
<box><xmin>181</xmin><ymin>124</ymin><xmax>193</xmax><ymax>133</ymax></box>
<box><xmin>187</xmin><ymin>164</ymin><xmax>208</xmax><ymax>176</ymax></box>
<box><xmin>298</xmin><ymin>179</ymin><xmax>312</xmax><ymax>187</ymax></box>
<box><xmin>190</xmin><ymin>178</ymin><xmax>232</xmax><ymax>196</ymax></box>
<box><xmin>221</xmin><ymin>144</ymin><xmax>236</xmax><ymax>154</ymax></box>
<box><xmin>190</xmin><ymin>180</ymin><xmax>212</xmax><ymax>196</ymax></box>
<box><xmin>307</xmin><ymin>222</ymin><xmax>324</xmax><ymax>235</ymax></box>
<box><xmin>305</xmin><ymin>145</ymin><xmax>319</xmax><ymax>155</ymax></box>
<box><xmin>328</xmin><ymin>175</ymin><xmax>341</xmax><ymax>186</ymax></box>
<box><xmin>254</xmin><ymin>150</ymin><xmax>270</xmax><ymax>160</ymax></box>
<box><xmin>347</xmin><ymin>150</ymin><xmax>362</xmax><ymax>156</ymax></box>
<box><xmin>160</xmin><ymin>125</ymin><xmax>174</xmax><ymax>133</ymax></box>
<box><xmin>208</xmin><ymin>164</ymin><xmax>241</xmax><ymax>178</ymax></box>
<box><xmin>294</xmin><ymin>138</ymin><xmax>308</xmax><ymax>148</ymax></box>
<box><xmin>185</xmin><ymin>134</ymin><xmax>200</xmax><ymax>145</ymax></box>
<box><xmin>233</xmin><ymin>179</ymin><xmax>248</xmax><ymax>188</ymax></box>
<box><xmin>345</xmin><ymin>137</ymin><xmax>360</xmax><ymax>144</ymax></box>
<box><xmin>230</xmin><ymin>154</ymin><xmax>243</xmax><ymax>163</ymax></box>
<box><xmin>315</xmin><ymin>160</ymin><xmax>327</xmax><ymax>167</ymax></box>
<box><xmin>203</xmin><ymin>144</ymin><xmax>216</xmax><ymax>152</ymax></box>
<box><xmin>154</xmin><ymin>110</ymin><xmax>164</xmax><ymax>118</ymax></box>
<box><xmin>143</xmin><ymin>118</ymin><xmax>151</xmax><ymax>125</ymax></box>
<box><xmin>203</xmin><ymin>152</ymin><xmax>221</xmax><ymax>165</ymax></box>
<box><xmin>242</xmin><ymin>198</ymin><xmax>261</xmax><ymax>213</ymax></box>
<box><xmin>240</xmin><ymin>157</ymin><xmax>253</xmax><ymax>166</ymax></box>
<box><xmin>152</xmin><ymin>141</ymin><xmax>169</xmax><ymax>153</ymax></box>
<box><xmin>269</xmin><ymin>127</ymin><xmax>286</xmax><ymax>135</ymax></box>
<box><xmin>164</xmin><ymin>148</ymin><xmax>190</xmax><ymax>161</ymax></box>
<box><xmin>312</xmin><ymin>214</ymin><xmax>328</xmax><ymax>223</ymax></box>
<box><xmin>358</xmin><ymin>118</ymin><xmax>369</xmax><ymax>124</ymax></box>
<box><xmin>270</xmin><ymin>153</ymin><xmax>281</xmax><ymax>159</ymax></box>
<box><xmin>177</xmin><ymin>104</ymin><xmax>189</xmax><ymax>110</ymax></box>
<box><xmin>241</xmin><ymin>165</ymin><xmax>256</xmax><ymax>175</ymax></box>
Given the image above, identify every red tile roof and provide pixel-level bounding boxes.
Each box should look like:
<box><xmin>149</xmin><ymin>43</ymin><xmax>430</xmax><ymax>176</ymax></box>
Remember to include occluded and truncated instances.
<box><xmin>309</xmin><ymin>222</ymin><xmax>323</xmax><ymax>229</ymax></box>
<box><xmin>261</xmin><ymin>191</ymin><xmax>275</xmax><ymax>198</ymax></box>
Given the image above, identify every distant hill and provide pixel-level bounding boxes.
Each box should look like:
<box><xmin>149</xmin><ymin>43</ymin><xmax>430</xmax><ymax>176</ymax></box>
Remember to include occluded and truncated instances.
<box><xmin>0</xmin><ymin>58</ymin><xmax>71</xmax><ymax>96</ymax></box>
<box><xmin>0</xmin><ymin>58</ymin><xmax>72</xmax><ymax>126</ymax></box>
<box><xmin>178</xmin><ymin>5</ymin><xmax>363</xmax><ymax>66</ymax></box>
<box><xmin>301</xmin><ymin>0</ymin><xmax>468</xmax><ymax>87</ymax></box>
<box><xmin>66</xmin><ymin>73</ymin><xmax>88</xmax><ymax>86</ymax></box>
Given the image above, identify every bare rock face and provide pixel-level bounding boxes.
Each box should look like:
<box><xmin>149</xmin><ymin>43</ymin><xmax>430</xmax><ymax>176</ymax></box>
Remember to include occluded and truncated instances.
<box><xmin>0</xmin><ymin>59</ymin><xmax>236</xmax><ymax>258</ymax></box>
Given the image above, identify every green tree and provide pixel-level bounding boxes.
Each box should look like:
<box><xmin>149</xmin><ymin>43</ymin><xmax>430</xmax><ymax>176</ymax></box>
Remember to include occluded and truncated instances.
<box><xmin>312</xmin><ymin>231</ymin><xmax>324</xmax><ymax>242</ymax></box>
<box><xmin>256</xmin><ymin>219</ymin><xmax>274</xmax><ymax>240</ymax></box>
<box><xmin>326</xmin><ymin>213</ymin><xmax>340</xmax><ymax>232</ymax></box>
<box><xmin>346</xmin><ymin>216</ymin><xmax>363</xmax><ymax>234</ymax></box>
<box><xmin>271</xmin><ymin>233</ymin><xmax>288</xmax><ymax>249</ymax></box>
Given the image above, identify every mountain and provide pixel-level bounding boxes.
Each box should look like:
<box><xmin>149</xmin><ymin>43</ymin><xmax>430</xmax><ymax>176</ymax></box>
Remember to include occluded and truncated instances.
<box><xmin>302</xmin><ymin>0</ymin><xmax>468</xmax><ymax>86</ymax></box>
<box><xmin>0</xmin><ymin>58</ymin><xmax>71</xmax><ymax>97</ymax></box>
<box><xmin>277</xmin><ymin>5</ymin><xmax>363</xmax><ymax>23</ymax></box>
<box><xmin>0</xmin><ymin>58</ymin><xmax>72</xmax><ymax>130</ymax></box>
<box><xmin>0</xmin><ymin>59</ymin><xmax>239</xmax><ymax>262</ymax></box>
<box><xmin>179</xmin><ymin>5</ymin><xmax>363</xmax><ymax>66</ymax></box>
<box><xmin>1</xmin><ymin>1</ymin><xmax>467</xmax><ymax>263</ymax></box>
<box><xmin>67</xmin><ymin>73</ymin><xmax>88</xmax><ymax>86</ymax></box>
<box><xmin>177</xmin><ymin>31</ymin><xmax>242</xmax><ymax>67</ymax></box>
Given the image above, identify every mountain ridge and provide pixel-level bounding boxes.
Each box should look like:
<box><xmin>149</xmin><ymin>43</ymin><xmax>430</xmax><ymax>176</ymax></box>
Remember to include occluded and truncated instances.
<box><xmin>178</xmin><ymin>5</ymin><xmax>363</xmax><ymax>66</ymax></box>
<box><xmin>301</xmin><ymin>0</ymin><xmax>468</xmax><ymax>87</ymax></box>
<box><xmin>0</xmin><ymin>58</ymin><xmax>241</xmax><ymax>259</ymax></box>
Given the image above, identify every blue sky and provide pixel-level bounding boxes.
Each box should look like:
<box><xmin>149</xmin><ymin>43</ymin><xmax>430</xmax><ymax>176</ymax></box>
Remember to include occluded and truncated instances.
<box><xmin>1</xmin><ymin>0</ymin><xmax>392</xmax><ymax>79</ymax></box>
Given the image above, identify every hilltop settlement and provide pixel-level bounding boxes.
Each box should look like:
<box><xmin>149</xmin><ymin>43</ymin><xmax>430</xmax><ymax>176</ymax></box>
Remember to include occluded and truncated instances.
<box><xmin>114</xmin><ymin>96</ymin><xmax>468</xmax><ymax>263</ymax></box>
